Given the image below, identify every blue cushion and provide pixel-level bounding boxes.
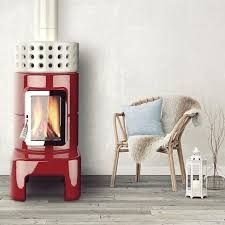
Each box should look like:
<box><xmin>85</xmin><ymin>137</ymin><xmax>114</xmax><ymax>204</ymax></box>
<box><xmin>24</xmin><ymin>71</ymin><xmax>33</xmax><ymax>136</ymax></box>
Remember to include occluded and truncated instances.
<box><xmin>124</xmin><ymin>98</ymin><xmax>164</xmax><ymax>136</ymax></box>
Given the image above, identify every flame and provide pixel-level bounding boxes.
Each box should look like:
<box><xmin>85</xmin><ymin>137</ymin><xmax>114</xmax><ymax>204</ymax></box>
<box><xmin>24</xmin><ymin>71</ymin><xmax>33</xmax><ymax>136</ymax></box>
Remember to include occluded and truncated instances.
<box><xmin>47</xmin><ymin>96</ymin><xmax>61</xmax><ymax>138</ymax></box>
<box><xmin>31</xmin><ymin>96</ymin><xmax>61</xmax><ymax>140</ymax></box>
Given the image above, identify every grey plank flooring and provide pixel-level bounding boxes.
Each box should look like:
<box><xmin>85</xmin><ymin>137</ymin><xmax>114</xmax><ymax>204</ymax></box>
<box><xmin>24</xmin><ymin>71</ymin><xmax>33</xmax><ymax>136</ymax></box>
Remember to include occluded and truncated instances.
<box><xmin>0</xmin><ymin>175</ymin><xmax>225</xmax><ymax>225</ymax></box>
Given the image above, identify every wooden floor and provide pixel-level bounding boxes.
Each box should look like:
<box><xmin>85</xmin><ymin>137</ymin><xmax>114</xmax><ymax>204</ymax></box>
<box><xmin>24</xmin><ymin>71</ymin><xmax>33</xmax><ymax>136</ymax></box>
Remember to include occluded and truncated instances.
<box><xmin>0</xmin><ymin>175</ymin><xmax>225</xmax><ymax>225</ymax></box>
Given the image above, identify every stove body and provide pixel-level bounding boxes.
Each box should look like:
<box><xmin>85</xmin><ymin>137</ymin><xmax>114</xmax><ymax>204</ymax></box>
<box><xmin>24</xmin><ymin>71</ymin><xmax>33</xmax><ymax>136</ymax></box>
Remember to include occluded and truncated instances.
<box><xmin>10</xmin><ymin>0</ymin><xmax>81</xmax><ymax>201</ymax></box>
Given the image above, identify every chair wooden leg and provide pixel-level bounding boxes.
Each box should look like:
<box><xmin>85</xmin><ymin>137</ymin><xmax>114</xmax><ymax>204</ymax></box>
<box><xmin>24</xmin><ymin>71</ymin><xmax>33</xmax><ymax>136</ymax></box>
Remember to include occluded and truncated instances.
<box><xmin>135</xmin><ymin>163</ymin><xmax>141</xmax><ymax>182</ymax></box>
<box><xmin>110</xmin><ymin>146</ymin><xmax>120</xmax><ymax>188</ymax></box>
<box><xmin>168</xmin><ymin>145</ymin><xmax>177</xmax><ymax>192</ymax></box>
<box><xmin>177</xmin><ymin>142</ymin><xmax>186</xmax><ymax>185</ymax></box>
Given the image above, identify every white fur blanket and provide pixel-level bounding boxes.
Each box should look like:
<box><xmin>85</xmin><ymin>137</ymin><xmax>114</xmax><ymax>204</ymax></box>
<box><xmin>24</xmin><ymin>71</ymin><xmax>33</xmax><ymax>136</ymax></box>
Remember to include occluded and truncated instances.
<box><xmin>128</xmin><ymin>96</ymin><xmax>201</xmax><ymax>163</ymax></box>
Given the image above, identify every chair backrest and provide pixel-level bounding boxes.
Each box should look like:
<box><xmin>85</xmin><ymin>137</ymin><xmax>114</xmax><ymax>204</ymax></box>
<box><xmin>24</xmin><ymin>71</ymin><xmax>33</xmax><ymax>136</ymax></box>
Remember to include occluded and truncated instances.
<box><xmin>130</xmin><ymin>96</ymin><xmax>160</xmax><ymax>106</ymax></box>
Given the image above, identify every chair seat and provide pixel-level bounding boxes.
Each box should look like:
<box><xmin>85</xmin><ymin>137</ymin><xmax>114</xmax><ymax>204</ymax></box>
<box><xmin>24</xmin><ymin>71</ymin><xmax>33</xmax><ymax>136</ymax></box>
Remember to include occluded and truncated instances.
<box><xmin>118</xmin><ymin>142</ymin><xmax>128</xmax><ymax>152</ymax></box>
<box><xmin>118</xmin><ymin>139</ymin><xmax>179</xmax><ymax>154</ymax></box>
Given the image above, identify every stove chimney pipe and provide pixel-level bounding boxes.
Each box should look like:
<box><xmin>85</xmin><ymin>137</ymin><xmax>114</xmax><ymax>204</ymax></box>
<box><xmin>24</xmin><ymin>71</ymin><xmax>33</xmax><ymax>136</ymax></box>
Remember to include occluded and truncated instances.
<box><xmin>34</xmin><ymin>0</ymin><xmax>58</xmax><ymax>41</ymax></box>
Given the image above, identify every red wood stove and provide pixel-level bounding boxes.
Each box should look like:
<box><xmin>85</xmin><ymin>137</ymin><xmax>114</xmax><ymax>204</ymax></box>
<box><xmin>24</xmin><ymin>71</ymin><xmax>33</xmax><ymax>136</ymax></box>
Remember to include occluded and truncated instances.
<box><xmin>10</xmin><ymin>0</ymin><xmax>81</xmax><ymax>201</ymax></box>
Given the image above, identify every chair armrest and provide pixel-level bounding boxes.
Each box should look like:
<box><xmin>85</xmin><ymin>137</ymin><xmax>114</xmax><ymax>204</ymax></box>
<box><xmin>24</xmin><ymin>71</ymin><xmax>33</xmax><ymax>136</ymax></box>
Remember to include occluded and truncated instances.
<box><xmin>115</xmin><ymin>112</ymin><xmax>125</xmax><ymax>117</ymax></box>
<box><xmin>185</xmin><ymin>111</ymin><xmax>200</xmax><ymax>118</ymax></box>
<box><xmin>169</xmin><ymin>114</ymin><xmax>191</xmax><ymax>144</ymax></box>
<box><xmin>113</xmin><ymin>112</ymin><xmax>127</xmax><ymax>145</ymax></box>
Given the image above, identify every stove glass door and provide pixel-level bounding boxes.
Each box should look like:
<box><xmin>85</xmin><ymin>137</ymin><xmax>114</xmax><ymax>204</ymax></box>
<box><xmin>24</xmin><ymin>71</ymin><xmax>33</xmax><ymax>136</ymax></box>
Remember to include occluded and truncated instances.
<box><xmin>24</xmin><ymin>90</ymin><xmax>66</xmax><ymax>146</ymax></box>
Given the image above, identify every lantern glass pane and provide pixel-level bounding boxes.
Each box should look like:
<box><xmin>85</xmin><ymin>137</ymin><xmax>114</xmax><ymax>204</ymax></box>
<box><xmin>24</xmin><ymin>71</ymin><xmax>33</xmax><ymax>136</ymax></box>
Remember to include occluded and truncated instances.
<box><xmin>203</xmin><ymin>175</ymin><xmax>206</xmax><ymax>188</ymax></box>
<box><xmin>188</xmin><ymin>175</ymin><xmax>191</xmax><ymax>188</ymax></box>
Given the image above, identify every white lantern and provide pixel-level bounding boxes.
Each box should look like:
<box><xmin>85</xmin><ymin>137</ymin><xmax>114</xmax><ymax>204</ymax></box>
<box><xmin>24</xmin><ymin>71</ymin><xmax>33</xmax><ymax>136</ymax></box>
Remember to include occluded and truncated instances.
<box><xmin>186</xmin><ymin>147</ymin><xmax>207</xmax><ymax>199</ymax></box>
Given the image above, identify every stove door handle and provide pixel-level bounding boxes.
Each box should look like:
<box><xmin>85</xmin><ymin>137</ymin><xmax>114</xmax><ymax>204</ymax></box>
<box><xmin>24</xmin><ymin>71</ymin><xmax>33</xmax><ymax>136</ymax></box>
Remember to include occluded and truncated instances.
<box><xmin>20</xmin><ymin>117</ymin><xmax>28</xmax><ymax>140</ymax></box>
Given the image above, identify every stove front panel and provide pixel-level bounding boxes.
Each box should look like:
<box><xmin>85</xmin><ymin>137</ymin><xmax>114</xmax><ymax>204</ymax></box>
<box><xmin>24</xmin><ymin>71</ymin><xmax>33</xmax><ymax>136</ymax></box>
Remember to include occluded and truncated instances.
<box><xmin>14</xmin><ymin>73</ymin><xmax>78</xmax><ymax>153</ymax></box>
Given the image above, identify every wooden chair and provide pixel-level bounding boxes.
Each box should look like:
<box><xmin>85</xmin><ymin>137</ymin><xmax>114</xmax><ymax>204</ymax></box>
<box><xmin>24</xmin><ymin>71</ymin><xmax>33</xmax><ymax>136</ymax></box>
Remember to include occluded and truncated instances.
<box><xmin>110</xmin><ymin>97</ymin><xmax>196</xmax><ymax>191</ymax></box>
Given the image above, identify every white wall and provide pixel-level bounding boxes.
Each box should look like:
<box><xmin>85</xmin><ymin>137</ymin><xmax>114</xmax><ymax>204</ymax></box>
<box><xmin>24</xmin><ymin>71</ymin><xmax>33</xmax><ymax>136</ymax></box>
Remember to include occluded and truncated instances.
<box><xmin>1</xmin><ymin>0</ymin><xmax>225</xmax><ymax>175</ymax></box>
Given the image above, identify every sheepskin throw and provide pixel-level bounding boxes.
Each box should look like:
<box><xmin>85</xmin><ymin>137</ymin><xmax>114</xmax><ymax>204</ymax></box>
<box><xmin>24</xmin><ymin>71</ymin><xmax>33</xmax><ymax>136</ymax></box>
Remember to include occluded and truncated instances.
<box><xmin>128</xmin><ymin>96</ymin><xmax>201</xmax><ymax>163</ymax></box>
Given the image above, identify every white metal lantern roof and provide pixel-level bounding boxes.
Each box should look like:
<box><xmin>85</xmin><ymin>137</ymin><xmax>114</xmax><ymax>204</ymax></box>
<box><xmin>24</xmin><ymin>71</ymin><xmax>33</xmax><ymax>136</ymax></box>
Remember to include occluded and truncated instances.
<box><xmin>191</xmin><ymin>147</ymin><xmax>202</xmax><ymax>161</ymax></box>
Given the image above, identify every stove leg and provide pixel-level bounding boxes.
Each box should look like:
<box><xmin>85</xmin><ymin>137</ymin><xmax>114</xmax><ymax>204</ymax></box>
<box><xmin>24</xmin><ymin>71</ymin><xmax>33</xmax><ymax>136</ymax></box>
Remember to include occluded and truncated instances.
<box><xmin>64</xmin><ymin>158</ymin><xmax>81</xmax><ymax>201</ymax></box>
<box><xmin>64</xmin><ymin>175</ymin><xmax>80</xmax><ymax>201</ymax></box>
<box><xmin>10</xmin><ymin>162</ymin><xmax>26</xmax><ymax>201</ymax></box>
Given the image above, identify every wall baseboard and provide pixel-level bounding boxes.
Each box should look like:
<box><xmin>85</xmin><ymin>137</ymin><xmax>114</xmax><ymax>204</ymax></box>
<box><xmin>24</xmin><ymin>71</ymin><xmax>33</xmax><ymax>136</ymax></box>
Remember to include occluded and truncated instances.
<box><xmin>0</xmin><ymin>166</ymin><xmax>174</xmax><ymax>175</ymax></box>
<box><xmin>1</xmin><ymin>166</ymin><xmax>224</xmax><ymax>176</ymax></box>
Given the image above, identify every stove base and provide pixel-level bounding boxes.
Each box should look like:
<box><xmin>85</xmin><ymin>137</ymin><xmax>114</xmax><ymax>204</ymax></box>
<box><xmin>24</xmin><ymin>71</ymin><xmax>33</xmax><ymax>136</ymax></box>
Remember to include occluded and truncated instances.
<box><xmin>10</xmin><ymin>151</ymin><xmax>81</xmax><ymax>201</ymax></box>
